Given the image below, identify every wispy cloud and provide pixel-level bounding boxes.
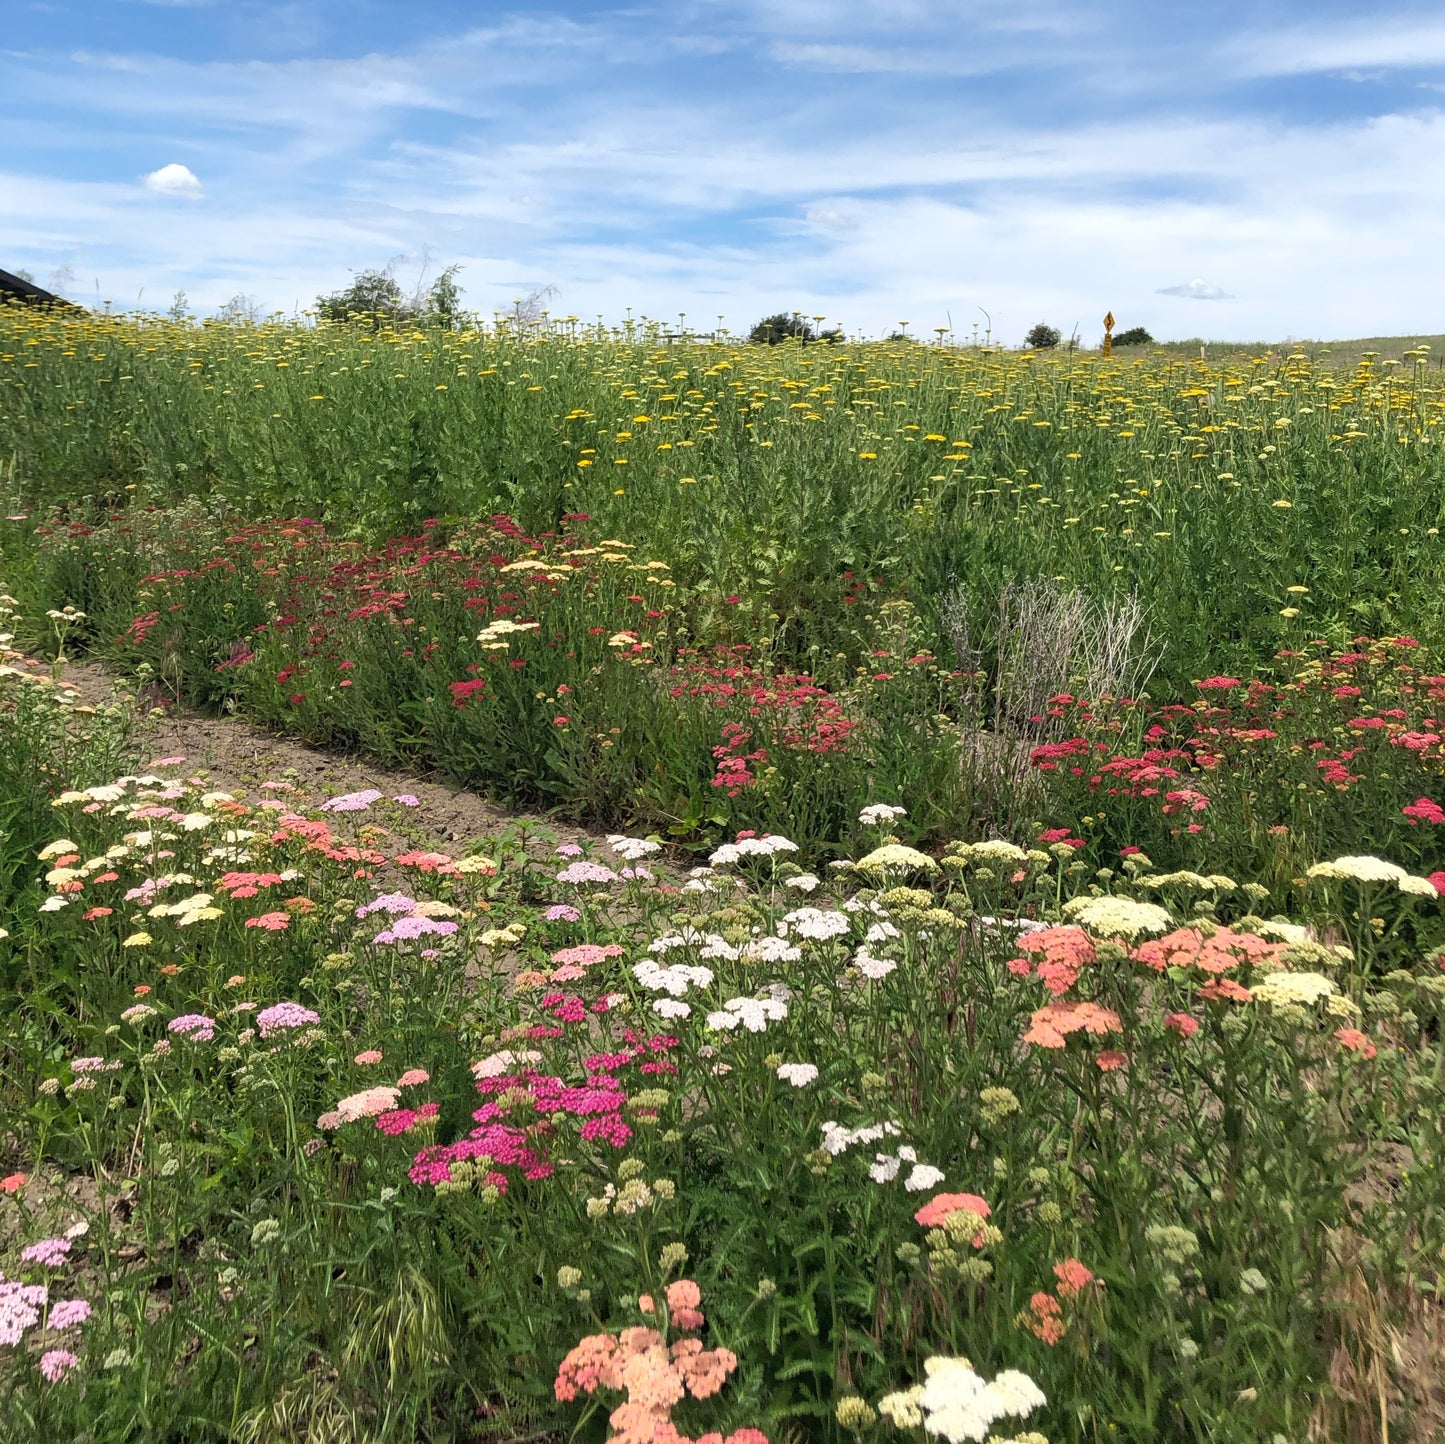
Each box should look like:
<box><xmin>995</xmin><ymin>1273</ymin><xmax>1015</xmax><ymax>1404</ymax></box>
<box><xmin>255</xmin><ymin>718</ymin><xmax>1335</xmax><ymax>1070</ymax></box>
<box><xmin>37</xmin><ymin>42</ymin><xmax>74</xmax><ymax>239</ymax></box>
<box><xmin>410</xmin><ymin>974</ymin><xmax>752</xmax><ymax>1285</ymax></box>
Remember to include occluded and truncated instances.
<box><xmin>1228</xmin><ymin>15</ymin><xmax>1445</xmax><ymax>76</ymax></box>
<box><xmin>1158</xmin><ymin>280</ymin><xmax>1233</xmax><ymax>301</ymax></box>
<box><xmin>6</xmin><ymin>2</ymin><xmax>1445</xmax><ymax>340</ymax></box>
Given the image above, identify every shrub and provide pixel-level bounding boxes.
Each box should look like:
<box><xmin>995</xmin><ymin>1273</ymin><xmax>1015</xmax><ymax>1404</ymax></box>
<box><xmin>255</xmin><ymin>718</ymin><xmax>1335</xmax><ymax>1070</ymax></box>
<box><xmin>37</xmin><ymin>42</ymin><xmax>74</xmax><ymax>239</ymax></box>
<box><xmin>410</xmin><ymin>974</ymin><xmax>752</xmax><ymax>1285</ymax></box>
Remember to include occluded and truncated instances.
<box><xmin>748</xmin><ymin>313</ymin><xmax>839</xmax><ymax>345</ymax></box>
<box><xmin>1024</xmin><ymin>322</ymin><xmax>1061</xmax><ymax>349</ymax></box>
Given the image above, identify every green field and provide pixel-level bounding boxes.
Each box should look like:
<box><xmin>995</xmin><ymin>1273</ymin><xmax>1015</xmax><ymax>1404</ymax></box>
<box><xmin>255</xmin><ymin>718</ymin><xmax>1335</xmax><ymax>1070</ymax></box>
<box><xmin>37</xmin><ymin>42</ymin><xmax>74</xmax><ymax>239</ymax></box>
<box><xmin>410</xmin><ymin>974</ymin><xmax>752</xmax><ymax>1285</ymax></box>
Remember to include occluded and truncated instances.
<box><xmin>3</xmin><ymin>306</ymin><xmax>1445</xmax><ymax>1442</ymax></box>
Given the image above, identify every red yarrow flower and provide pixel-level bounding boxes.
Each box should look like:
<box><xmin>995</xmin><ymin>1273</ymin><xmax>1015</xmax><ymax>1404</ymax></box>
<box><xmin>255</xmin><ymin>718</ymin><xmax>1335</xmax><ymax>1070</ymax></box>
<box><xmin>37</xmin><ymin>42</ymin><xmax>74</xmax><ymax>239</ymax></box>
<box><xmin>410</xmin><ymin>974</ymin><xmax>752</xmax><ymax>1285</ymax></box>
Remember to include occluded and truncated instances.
<box><xmin>1402</xmin><ymin>797</ymin><xmax>1445</xmax><ymax>826</ymax></box>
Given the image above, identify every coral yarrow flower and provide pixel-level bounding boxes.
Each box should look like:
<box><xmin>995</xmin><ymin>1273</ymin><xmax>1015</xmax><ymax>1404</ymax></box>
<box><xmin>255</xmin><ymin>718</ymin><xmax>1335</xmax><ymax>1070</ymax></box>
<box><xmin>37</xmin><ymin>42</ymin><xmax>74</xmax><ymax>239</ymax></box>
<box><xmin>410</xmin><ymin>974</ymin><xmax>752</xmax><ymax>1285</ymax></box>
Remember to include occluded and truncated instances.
<box><xmin>1053</xmin><ymin>1258</ymin><xmax>1095</xmax><ymax>1297</ymax></box>
<box><xmin>1335</xmin><ymin>1027</ymin><xmax>1378</xmax><ymax>1060</ymax></box>
<box><xmin>913</xmin><ymin>1192</ymin><xmax>991</xmax><ymax>1246</ymax></box>
<box><xmin>1023</xmin><ymin>1000</ymin><xmax>1122</xmax><ymax>1049</ymax></box>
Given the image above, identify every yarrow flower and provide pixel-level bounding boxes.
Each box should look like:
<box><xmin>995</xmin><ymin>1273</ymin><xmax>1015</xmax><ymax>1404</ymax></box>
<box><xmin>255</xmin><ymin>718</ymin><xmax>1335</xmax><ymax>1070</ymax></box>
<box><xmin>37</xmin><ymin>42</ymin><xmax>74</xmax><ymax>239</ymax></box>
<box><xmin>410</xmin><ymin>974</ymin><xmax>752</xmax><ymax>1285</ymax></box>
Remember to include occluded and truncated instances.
<box><xmin>1062</xmin><ymin>895</ymin><xmax>1173</xmax><ymax>940</ymax></box>
<box><xmin>859</xmin><ymin>803</ymin><xmax>908</xmax><ymax>825</ymax></box>
<box><xmin>38</xmin><ymin>1348</ymin><xmax>80</xmax><ymax>1383</ymax></box>
<box><xmin>775</xmin><ymin>1062</ymin><xmax>819</xmax><ymax>1087</ymax></box>
<box><xmin>634</xmin><ymin>959</ymin><xmax>714</xmax><ymax>996</ymax></box>
<box><xmin>1250</xmin><ymin>972</ymin><xmax>1336</xmax><ymax>1007</ymax></box>
<box><xmin>1023</xmin><ymin>1000</ymin><xmax>1123</xmax><ymax>1049</ymax></box>
<box><xmin>320</xmin><ymin>789</ymin><xmax>384</xmax><ymax>813</ymax></box>
<box><xmin>47</xmin><ymin>1297</ymin><xmax>92</xmax><ymax>1329</ymax></box>
<box><xmin>706</xmin><ymin>997</ymin><xmax>788</xmax><ymax>1033</ymax></box>
<box><xmin>879</xmin><ymin>1355</ymin><xmax>1046</xmax><ymax>1443</ymax></box>
<box><xmin>334</xmin><ymin>1086</ymin><xmax>402</xmax><ymax>1123</ymax></box>
<box><xmin>1308</xmin><ymin>855</ymin><xmax>1408</xmax><ymax>885</ymax></box>
<box><xmin>783</xmin><ymin>907</ymin><xmax>851</xmax><ymax>941</ymax></box>
<box><xmin>256</xmin><ymin>1002</ymin><xmax>321</xmax><ymax>1037</ymax></box>
<box><xmin>556</xmin><ymin>860</ymin><xmax>620</xmax><ymax>886</ymax></box>
<box><xmin>20</xmin><ymin>1237</ymin><xmax>71</xmax><ymax>1267</ymax></box>
<box><xmin>167</xmin><ymin>1013</ymin><xmax>216</xmax><ymax>1044</ymax></box>
<box><xmin>709</xmin><ymin>835</ymin><xmax>798</xmax><ymax>865</ymax></box>
<box><xmin>855</xmin><ymin>843</ymin><xmax>937</xmax><ymax>875</ymax></box>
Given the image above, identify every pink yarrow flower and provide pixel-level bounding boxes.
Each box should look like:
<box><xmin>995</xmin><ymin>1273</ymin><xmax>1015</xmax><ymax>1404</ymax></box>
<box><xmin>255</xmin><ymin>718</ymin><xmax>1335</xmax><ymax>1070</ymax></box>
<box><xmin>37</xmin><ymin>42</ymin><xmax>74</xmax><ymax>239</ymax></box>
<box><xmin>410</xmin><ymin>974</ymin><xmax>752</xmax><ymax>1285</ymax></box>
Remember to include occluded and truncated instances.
<box><xmin>47</xmin><ymin>1298</ymin><xmax>92</xmax><ymax>1330</ymax></box>
<box><xmin>38</xmin><ymin>1348</ymin><xmax>80</xmax><ymax>1382</ymax></box>
<box><xmin>167</xmin><ymin>1013</ymin><xmax>216</xmax><ymax>1043</ymax></box>
<box><xmin>256</xmin><ymin>1002</ymin><xmax>320</xmax><ymax>1037</ymax></box>
<box><xmin>20</xmin><ymin>1238</ymin><xmax>71</xmax><ymax>1267</ymax></box>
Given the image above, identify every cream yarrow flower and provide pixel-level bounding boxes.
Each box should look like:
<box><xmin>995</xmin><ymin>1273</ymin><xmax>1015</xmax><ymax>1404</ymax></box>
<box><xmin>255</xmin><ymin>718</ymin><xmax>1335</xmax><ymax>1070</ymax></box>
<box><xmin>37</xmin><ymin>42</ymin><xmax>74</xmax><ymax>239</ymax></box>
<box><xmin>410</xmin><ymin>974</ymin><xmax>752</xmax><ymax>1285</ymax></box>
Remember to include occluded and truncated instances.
<box><xmin>856</xmin><ymin>844</ymin><xmax>938</xmax><ymax>876</ymax></box>
<box><xmin>1063</xmin><ymin>895</ymin><xmax>1173</xmax><ymax>940</ymax></box>
<box><xmin>1251</xmin><ymin>971</ymin><xmax>1336</xmax><ymax>1006</ymax></box>
<box><xmin>1308</xmin><ymin>856</ymin><xmax>1406</xmax><ymax>884</ymax></box>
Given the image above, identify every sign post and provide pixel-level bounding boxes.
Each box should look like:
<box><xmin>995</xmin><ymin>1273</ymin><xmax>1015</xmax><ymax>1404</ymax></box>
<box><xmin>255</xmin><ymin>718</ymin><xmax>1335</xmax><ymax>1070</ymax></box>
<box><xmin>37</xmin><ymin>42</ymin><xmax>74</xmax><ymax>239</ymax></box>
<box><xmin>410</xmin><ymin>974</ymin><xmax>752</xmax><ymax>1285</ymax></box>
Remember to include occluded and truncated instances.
<box><xmin>1102</xmin><ymin>311</ymin><xmax>1115</xmax><ymax>358</ymax></box>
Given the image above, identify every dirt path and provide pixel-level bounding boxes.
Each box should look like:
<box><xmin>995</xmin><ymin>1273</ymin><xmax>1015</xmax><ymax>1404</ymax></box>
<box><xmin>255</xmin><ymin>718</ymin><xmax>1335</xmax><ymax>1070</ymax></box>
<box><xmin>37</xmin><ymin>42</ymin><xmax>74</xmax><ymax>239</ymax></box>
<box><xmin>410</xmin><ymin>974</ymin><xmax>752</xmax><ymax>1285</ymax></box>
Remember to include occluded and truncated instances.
<box><xmin>44</xmin><ymin>658</ymin><xmax>612</xmax><ymax>862</ymax></box>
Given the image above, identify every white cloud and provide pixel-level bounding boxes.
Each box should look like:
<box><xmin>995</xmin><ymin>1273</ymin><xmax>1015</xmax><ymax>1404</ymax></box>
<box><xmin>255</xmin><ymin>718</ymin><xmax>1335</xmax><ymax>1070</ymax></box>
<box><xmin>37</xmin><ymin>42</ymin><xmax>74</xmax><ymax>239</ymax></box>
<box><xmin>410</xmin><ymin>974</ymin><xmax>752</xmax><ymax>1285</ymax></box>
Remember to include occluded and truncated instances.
<box><xmin>1157</xmin><ymin>279</ymin><xmax>1234</xmax><ymax>301</ymax></box>
<box><xmin>1229</xmin><ymin>17</ymin><xmax>1445</xmax><ymax>76</ymax></box>
<box><xmin>142</xmin><ymin>163</ymin><xmax>204</xmax><ymax>199</ymax></box>
<box><xmin>8</xmin><ymin>9</ymin><xmax>1445</xmax><ymax>340</ymax></box>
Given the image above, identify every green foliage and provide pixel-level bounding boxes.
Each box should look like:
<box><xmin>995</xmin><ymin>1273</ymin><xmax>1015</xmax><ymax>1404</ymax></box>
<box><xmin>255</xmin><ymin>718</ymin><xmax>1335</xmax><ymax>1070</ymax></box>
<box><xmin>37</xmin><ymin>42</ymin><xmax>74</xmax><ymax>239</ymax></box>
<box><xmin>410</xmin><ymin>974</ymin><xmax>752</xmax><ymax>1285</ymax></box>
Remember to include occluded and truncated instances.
<box><xmin>6</xmin><ymin>312</ymin><xmax>1445</xmax><ymax>698</ymax></box>
<box><xmin>1114</xmin><ymin>326</ymin><xmax>1153</xmax><ymax>347</ymax></box>
<box><xmin>1</xmin><ymin>693</ymin><xmax>1442</xmax><ymax>1441</ymax></box>
<box><xmin>1024</xmin><ymin>323</ymin><xmax>1061</xmax><ymax>350</ymax></box>
<box><xmin>314</xmin><ymin>261</ymin><xmax>469</xmax><ymax>331</ymax></box>
<box><xmin>749</xmin><ymin>313</ymin><xmax>840</xmax><ymax>345</ymax></box>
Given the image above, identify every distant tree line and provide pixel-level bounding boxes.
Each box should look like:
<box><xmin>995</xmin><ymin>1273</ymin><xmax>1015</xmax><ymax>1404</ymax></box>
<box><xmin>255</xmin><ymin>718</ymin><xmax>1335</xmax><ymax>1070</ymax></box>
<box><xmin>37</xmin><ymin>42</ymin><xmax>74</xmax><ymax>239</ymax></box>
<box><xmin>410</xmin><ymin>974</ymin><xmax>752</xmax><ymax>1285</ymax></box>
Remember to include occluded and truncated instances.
<box><xmin>1026</xmin><ymin>322</ymin><xmax>1154</xmax><ymax>350</ymax></box>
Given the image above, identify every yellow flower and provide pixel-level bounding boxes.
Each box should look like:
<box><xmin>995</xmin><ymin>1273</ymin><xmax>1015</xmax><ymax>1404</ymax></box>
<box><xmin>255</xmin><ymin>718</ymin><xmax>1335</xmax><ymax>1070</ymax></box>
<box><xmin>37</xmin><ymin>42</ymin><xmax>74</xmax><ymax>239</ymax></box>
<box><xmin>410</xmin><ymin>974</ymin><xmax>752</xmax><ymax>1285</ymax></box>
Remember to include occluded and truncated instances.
<box><xmin>122</xmin><ymin>932</ymin><xmax>153</xmax><ymax>947</ymax></box>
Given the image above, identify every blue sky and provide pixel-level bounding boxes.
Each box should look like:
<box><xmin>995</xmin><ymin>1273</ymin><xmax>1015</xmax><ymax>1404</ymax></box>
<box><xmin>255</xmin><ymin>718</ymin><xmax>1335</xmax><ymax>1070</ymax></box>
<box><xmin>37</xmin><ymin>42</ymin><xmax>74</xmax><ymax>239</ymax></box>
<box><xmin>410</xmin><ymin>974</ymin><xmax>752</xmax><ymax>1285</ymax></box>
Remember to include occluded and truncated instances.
<box><xmin>4</xmin><ymin>0</ymin><xmax>1445</xmax><ymax>342</ymax></box>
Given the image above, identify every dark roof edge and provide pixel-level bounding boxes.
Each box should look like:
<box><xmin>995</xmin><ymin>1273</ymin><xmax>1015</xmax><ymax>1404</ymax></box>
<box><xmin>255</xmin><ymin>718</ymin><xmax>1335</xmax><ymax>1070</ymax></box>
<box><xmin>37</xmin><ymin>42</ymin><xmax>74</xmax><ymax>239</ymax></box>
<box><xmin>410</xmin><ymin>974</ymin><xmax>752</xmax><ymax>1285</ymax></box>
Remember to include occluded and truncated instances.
<box><xmin>0</xmin><ymin>268</ymin><xmax>79</xmax><ymax>308</ymax></box>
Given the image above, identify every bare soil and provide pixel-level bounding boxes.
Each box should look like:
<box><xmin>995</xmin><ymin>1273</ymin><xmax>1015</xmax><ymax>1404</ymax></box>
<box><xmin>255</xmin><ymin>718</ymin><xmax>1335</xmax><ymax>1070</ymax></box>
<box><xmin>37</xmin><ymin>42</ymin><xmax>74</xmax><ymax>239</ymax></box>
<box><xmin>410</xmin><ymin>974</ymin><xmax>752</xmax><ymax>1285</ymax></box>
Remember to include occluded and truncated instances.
<box><xmin>47</xmin><ymin>657</ymin><xmax>609</xmax><ymax>864</ymax></box>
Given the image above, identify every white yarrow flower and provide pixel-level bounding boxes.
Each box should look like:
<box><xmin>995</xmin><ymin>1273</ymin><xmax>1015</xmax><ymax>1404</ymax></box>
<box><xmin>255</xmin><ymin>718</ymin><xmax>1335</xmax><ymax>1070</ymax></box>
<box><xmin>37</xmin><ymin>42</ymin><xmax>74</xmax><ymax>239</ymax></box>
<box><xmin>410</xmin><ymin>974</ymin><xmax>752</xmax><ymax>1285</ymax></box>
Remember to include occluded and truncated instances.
<box><xmin>904</xmin><ymin>1163</ymin><xmax>946</xmax><ymax>1192</ymax></box>
<box><xmin>859</xmin><ymin>803</ymin><xmax>908</xmax><ymax>825</ymax></box>
<box><xmin>784</xmin><ymin>907</ymin><xmax>851</xmax><ymax>941</ymax></box>
<box><xmin>775</xmin><ymin>1062</ymin><xmax>819</xmax><ymax>1087</ymax></box>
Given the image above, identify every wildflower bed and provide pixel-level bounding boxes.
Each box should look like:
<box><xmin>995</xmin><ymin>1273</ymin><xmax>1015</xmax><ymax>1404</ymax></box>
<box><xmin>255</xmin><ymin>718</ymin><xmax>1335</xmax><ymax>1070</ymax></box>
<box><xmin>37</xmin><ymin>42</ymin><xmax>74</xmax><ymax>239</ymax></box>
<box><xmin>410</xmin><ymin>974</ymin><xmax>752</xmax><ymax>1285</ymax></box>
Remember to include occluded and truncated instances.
<box><xmin>2</xmin><ymin>662</ymin><xmax>1444</xmax><ymax>1441</ymax></box>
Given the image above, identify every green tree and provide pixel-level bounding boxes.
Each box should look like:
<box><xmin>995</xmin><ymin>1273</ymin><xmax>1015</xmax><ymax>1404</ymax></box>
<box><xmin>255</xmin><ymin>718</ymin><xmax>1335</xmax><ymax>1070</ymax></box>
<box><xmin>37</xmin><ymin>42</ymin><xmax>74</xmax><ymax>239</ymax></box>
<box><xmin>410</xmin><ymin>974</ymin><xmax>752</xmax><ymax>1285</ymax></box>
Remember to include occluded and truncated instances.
<box><xmin>423</xmin><ymin>265</ymin><xmax>466</xmax><ymax>329</ymax></box>
<box><xmin>316</xmin><ymin>266</ymin><xmax>409</xmax><ymax>328</ymax></box>
<box><xmin>1114</xmin><ymin>326</ymin><xmax>1154</xmax><ymax>347</ymax></box>
<box><xmin>1024</xmin><ymin>322</ymin><xmax>1061</xmax><ymax>350</ymax></box>
<box><xmin>749</xmin><ymin>312</ymin><xmax>830</xmax><ymax>344</ymax></box>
